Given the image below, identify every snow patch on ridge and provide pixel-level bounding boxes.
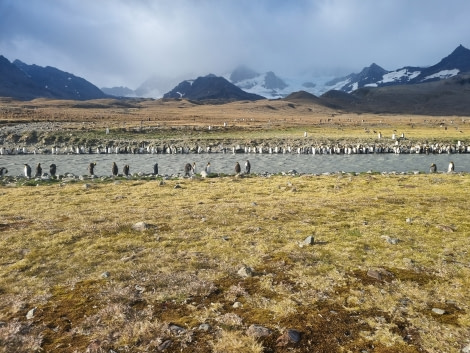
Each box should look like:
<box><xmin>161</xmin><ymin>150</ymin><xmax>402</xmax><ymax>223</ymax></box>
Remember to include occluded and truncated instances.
<box><xmin>380</xmin><ymin>69</ymin><xmax>420</xmax><ymax>84</ymax></box>
<box><xmin>422</xmin><ymin>69</ymin><xmax>459</xmax><ymax>81</ymax></box>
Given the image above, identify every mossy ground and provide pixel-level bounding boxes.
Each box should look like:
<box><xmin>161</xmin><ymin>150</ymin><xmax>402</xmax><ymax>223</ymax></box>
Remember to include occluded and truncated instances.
<box><xmin>0</xmin><ymin>174</ymin><xmax>469</xmax><ymax>352</ymax></box>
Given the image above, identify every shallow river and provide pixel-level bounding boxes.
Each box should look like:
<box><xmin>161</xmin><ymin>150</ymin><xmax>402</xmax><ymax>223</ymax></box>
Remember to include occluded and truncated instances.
<box><xmin>1</xmin><ymin>153</ymin><xmax>468</xmax><ymax>176</ymax></box>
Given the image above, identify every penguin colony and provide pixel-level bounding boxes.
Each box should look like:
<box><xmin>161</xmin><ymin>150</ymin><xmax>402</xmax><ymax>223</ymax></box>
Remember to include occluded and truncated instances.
<box><xmin>1</xmin><ymin>160</ymin><xmax>463</xmax><ymax>179</ymax></box>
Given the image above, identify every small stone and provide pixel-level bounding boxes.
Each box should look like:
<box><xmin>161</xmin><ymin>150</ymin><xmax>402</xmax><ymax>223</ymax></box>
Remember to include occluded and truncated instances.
<box><xmin>406</xmin><ymin>218</ymin><xmax>413</xmax><ymax>224</ymax></box>
<box><xmin>132</xmin><ymin>221</ymin><xmax>150</xmax><ymax>231</ymax></box>
<box><xmin>246</xmin><ymin>324</ymin><xmax>271</xmax><ymax>338</ymax></box>
<box><xmin>432</xmin><ymin>308</ymin><xmax>445</xmax><ymax>315</ymax></box>
<box><xmin>169</xmin><ymin>324</ymin><xmax>185</xmax><ymax>334</ymax></box>
<box><xmin>382</xmin><ymin>236</ymin><xmax>400</xmax><ymax>245</ymax></box>
<box><xmin>26</xmin><ymin>307</ymin><xmax>36</xmax><ymax>320</ymax></box>
<box><xmin>276</xmin><ymin>328</ymin><xmax>301</xmax><ymax>346</ymax></box>
<box><xmin>238</xmin><ymin>265</ymin><xmax>254</xmax><ymax>278</ymax></box>
<box><xmin>157</xmin><ymin>339</ymin><xmax>172</xmax><ymax>351</ymax></box>
<box><xmin>287</xmin><ymin>329</ymin><xmax>301</xmax><ymax>343</ymax></box>
<box><xmin>198</xmin><ymin>323</ymin><xmax>211</xmax><ymax>331</ymax></box>
<box><xmin>303</xmin><ymin>235</ymin><xmax>314</xmax><ymax>245</ymax></box>
<box><xmin>367</xmin><ymin>269</ymin><xmax>382</xmax><ymax>281</ymax></box>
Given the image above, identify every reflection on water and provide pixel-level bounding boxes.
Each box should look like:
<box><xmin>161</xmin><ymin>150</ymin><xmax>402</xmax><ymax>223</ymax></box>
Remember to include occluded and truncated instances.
<box><xmin>1</xmin><ymin>153</ymin><xmax>468</xmax><ymax>176</ymax></box>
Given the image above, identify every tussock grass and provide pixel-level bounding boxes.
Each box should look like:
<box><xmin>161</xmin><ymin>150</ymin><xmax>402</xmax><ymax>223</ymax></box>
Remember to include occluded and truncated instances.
<box><xmin>0</xmin><ymin>174</ymin><xmax>469</xmax><ymax>352</ymax></box>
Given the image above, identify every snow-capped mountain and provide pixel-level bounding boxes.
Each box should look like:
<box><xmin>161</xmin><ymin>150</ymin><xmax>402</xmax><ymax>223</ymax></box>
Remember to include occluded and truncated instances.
<box><xmin>324</xmin><ymin>44</ymin><xmax>470</xmax><ymax>93</ymax></box>
<box><xmin>226</xmin><ymin>65</ymin><xmax>332</xmax><ymax>99</ymax></box>
<box><xmin>104</xmin><ymin>44</ymin><xmax>470</xmax><ymax>100</ymax></box>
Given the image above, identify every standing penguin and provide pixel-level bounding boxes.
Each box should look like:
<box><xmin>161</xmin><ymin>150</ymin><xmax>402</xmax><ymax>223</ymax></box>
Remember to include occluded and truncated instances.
<box><xmin>235</xmin><ymin>162</ymin><xmax>241</xmax><ymax>174</ymax></box>
<box><xmin>153</xmin><ymin>163</ymin><xmax>159</xmax><ymax>175</ymax></box>
<box><xmin>184</xmin><ymin>163</ymin><xmax>195</xmax><ymax>177</ymax></box>
<box><xmin>448</xmin><ymin>161</ymin><xmax>455</xmax><ymax>173</ymax></box>
<box><xmin>123</xmin><ymin>164</ymin><xmax>130</xmax><ymax>177</ymax></box>
<box><xmin>112</xmin><ymin>162</ymin><xmax>118</xmax><ymax>177</ymax></box>
<box><xmin>35</xmin><ymin>163</ymin><xmax>42</xmax><ymax>177</ymax></box>
<box><xmin>0</xmin><ymin>167</ymin><xmax>8</xmax><ymax>176</ymax></box>
<box><xmin>89</xmin><ymin>162</ymin><xmax>96</xmax><ymax>176</ymax></box>
<box><xmin>49</xmin><ymin>164</ymin><xmax>57</xmax><ymax>178</ymax></box>
<box><xmin>429</xmin><ymin>163</ymin><xmax>437</xmax><ymax>173</ymax></box>
<box><xmin>205</xmin><ymin>162</ymin><xmax>211</xmax><ymax>174</ymax></box>
<box><xmin>24</xmin><ymin>164</ymin><xmax>32</xmax><ymax>179</ymax></box>
<box><xmin>245</xmin><ymin>160</ymin><xmax>251</xmax><ymax>174</ymax></box>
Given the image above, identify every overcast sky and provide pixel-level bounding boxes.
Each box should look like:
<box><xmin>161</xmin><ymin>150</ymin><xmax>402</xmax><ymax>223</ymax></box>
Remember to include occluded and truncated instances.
<box><xmin>1</xmin><ymin>0</ymin><xmax>470</xmax><ymax>89</ymax></box>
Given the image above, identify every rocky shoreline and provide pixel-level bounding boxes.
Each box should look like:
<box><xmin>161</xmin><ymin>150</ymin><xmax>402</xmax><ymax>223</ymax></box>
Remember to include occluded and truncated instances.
<box><xmin>1</xmin><ymin>122</ymin><xmax>469</xmax><ymax>156</ymax></box>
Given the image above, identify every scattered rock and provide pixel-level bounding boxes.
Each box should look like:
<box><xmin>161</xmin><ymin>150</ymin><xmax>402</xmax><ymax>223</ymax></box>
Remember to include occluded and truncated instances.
<box><xmin>381</xmin><ymin>235</ymin><xmax>400</xmax><ymax>244</ymax></box>
<box><xmin>387</xmin><ymin>237</ymin><xmax>400</xmax><ymax>244</ymax></box>
<box><xmin>26</xmin><ymin>307</ymin><xmax>36</xmax><ymax>320</ymax></box>
<box><xmin>432</xmin><ymin>308</ymin><xmax>446</xmax><ymax>315</ymax></box>
<box><xmin>246</xmin><ymin>324</ymin><xmax>272</xmax><ymax>338</ymax></box>
<box><xmin>406</xmin><ymin>217</ymin><xmax>413</xmax><ymax>224</ymax></box>
<box><xmin>367</xmin><ymin>269</ymin><xmax>383</xmax><ymax>281</ymax></box>
<box><xmin>238</xmin><ymin>265</ymin><xmax>254</xmax><ymax>278</ymax></box>
<box><xmin>366</xmin><ymin>268</ymin><xmax>394</xmax><ymax>281</ymax></box>
<box><xmin>276</xmin><ymin>329</ymin><xmax>301</xmax><ymax>346</ymax></box>
<box><xmin>436</xmin><ymin>224</ymin><xmax>455</xmax><ymax>232</ymax></box>
<box><xmin>157</xmin><ymin>339</ymin><xmax>172</xmax><ymax>351</ymax></box>
<box><xmin>198</xmin><ymin>323</ymin><xmax>211</xmax><ymax>331</ymax></box>
<box><xmin>169</xmin><ymin>324</ymin><xmax>185</xmax><ymax>334</ymax></box>
<box><xmin>134</xmin><ymin>284</ymin><xmax>145</xmax><ymax>293</ymax></box>
<box><xmin>303</xmin><ymin>235</ymin><xmax>314</xmax><ymax>245</ymax></box>
<box><xmin>132</xmin><ymin>221</ymin><xmax>152</xmax><ymax>231</ymax></box>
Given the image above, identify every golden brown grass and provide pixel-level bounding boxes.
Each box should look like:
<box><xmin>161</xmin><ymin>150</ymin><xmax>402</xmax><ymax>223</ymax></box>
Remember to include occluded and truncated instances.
<box><xmin>1</xmin><ymin>98</ymin><xmax>469</xmax><ymax>145</ymax></box>
<box><xmin>0</xmin><ymin>174</ymin><xmax>469</xmax><ymax>352</ymax></box>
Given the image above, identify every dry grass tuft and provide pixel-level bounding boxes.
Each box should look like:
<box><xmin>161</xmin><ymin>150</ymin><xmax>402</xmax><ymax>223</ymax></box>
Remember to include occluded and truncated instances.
<box><xmin>0</xmin><ymin>174</ymin><xmax>469</xmax><ymax>352</ymax></box>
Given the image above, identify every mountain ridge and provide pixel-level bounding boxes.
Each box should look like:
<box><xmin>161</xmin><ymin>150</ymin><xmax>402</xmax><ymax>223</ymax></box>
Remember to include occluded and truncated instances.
<box><xmin>0</xmin><ymin>56</ymin><xmax>107</xmax><ymax>100</ymax></box>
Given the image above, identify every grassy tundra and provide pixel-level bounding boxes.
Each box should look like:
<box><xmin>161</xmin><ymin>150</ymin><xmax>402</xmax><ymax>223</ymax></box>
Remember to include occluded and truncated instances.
<box><xmin>0</xmin><ymin>174</ymin><xmax>469</xmax><ymax>352</ymax></box>
<box><xmin>0</xmin><ymin>98</ymin><xmax>470</xmax><ymax>352</ymax></box>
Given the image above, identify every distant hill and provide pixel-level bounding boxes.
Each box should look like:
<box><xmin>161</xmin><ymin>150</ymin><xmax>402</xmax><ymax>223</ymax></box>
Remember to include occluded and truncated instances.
<box><xmin>0</xmin><ymin>56</ymin><xmax>107</xmax><ymax>100</ymax></box>
<box><xmin>101</xmin><ymin>86</ymin><xmax>135</xmax><ymax>97</ymax></box>
<box><xmin>163</xmin><ymin>74</ymin><xmax>264</xmax><ymax>102</ymax></box>
<box><xmin>284</xmin><ymin>90</ymin><xmax>321</xmax><ymax>103</ymax></box>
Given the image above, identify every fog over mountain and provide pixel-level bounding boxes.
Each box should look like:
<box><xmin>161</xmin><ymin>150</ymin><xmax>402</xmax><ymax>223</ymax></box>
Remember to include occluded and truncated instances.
<box><xmin>2</xmin><ymin>0</ymin><xmax>470</xmax><ymax>91</ymax></box>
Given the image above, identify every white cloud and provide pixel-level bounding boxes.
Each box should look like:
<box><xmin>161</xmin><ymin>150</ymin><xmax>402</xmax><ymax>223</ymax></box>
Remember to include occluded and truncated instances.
<box><xmin>1</xmin><ymin>0</ymin><xmax>470</xmax><ymax>89</ymax></box>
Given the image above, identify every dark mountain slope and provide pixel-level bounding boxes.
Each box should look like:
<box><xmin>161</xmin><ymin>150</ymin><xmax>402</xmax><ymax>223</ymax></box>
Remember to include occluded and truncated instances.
<box><xmin>163</xmin><ymin>75</ymin><xmax>264</xmax><ymax>102</ymax></box>
<box><xmin>318</xmin><ymin>73</ymin><xmax>470</xmax><ymax>115</ymax></box>
<box><xmin>0</xmin><ymin>56</ymin><xmax>52</xmax><ymax>100</ymax></box>
<box><xmin>14</xmin><ymin>60</ymin><xmax>107</xmax><ymax>100</ymax></box>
